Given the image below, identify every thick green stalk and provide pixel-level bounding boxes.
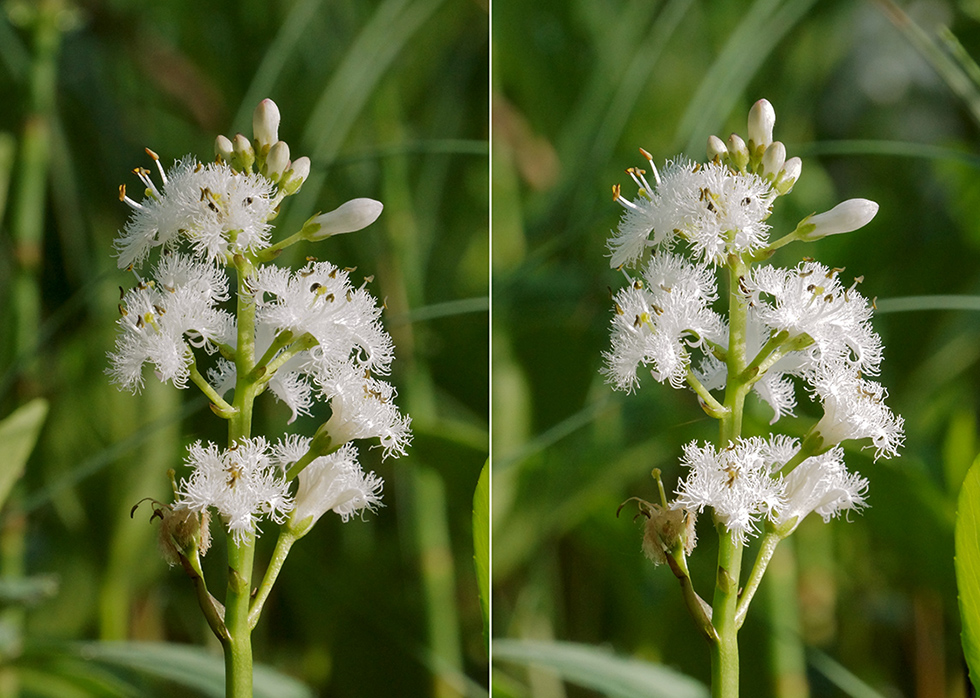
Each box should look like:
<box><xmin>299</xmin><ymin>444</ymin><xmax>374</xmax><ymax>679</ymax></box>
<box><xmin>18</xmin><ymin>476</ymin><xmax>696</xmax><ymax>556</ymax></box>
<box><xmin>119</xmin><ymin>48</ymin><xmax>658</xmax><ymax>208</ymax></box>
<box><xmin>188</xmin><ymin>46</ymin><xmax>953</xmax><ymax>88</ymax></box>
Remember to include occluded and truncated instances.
<box><xmin>709</xmin><ymin>254</ymin><xmax>752</xmax><ymax>697</ymax></box>
<box><xmin>222</xmin><ymin>258</ymin><xmax>259</xmax><ymax>698</ymax></box>
<box><xmin>710</xmin><ymin>527</ymin><xmax>743</xmax><ymax>698</ymax></box>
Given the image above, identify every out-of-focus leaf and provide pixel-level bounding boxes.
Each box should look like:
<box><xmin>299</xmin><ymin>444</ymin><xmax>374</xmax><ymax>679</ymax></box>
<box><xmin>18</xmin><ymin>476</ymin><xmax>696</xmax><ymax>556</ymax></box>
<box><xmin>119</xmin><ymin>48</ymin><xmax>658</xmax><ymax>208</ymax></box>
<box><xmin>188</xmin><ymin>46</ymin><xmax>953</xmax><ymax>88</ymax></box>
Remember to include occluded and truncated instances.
<box><xmin>473</xmin><ymin>459</ymin><xmax>489</xmax><ymax>654</ymax></box>
<box><xmin>0</xmin><ymin>573</ymin><xmax>58</xmax><ymax>605</ymax></box>
<box><xmin>69</xmin><ymin>642</ymin><xmax>313</xmax><ymax>698</ymax></box>
<box><xmin>956</xmin><ymin>454</ymin><xmax>980</xmax><ymax>691</ymax></box>
<box><xmin>492</xmin><ymin>639</ymin><xmax>708</xmax><ymax>698</ymax></box>
<box><xmin>807</xmin><ymin>648</ymin><xmax>890</xmax><ymax>698</ymax></box>
<box><xmin>0</xmin><ymin>398</ymin><xmax>48</xmax><ymax>509</ymax></box>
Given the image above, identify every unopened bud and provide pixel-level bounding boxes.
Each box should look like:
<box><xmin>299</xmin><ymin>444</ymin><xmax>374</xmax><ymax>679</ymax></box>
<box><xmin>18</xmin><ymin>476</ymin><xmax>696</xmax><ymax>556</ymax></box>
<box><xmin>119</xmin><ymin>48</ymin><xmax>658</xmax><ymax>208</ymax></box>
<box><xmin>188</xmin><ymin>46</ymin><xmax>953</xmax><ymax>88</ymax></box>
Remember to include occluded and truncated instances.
<box><xmin>307</xmin><ymin>198</ymin><xmax>383</xmax><ymax>241</ymax></box>
<box><xmin>747</xmin><ymin>98</ymin><xmax>776</xmax><ymax>148</ymax></box>
<box><xmin>775</xmin><ymin>156</ymin><xmax>802</xmax><ymax>195</ymax></box>
<box><xmin>707</xmin><ymin>135</ymin><xmax>728</xmax><ymax>162</ymax></box>
<box><xmin>266</xmin><ymin>141</ymin><xmax>290</xmax><ymax>181</ymax></box>
<box><xmin>801</xmin><ymin>198</ymin><xmax>879</xmax><ymax>240</ymax></box>
<box><xmin>726</xmin><ymin>133</ymin><xmax>749</xmax><ymax>171</ymax></box>
<box><xmin>215</xmin><ymin>134</ymin><xmax>234</xmax><ymax>163</ymax></box>
<box><xmin>253</xmin><ymin>98</ymin><xmax>280</xmax><ymax>147</ymax></box>
<box><xmin>281</xmin><ymin>156</ymin><xmax>311</xmax><ymax>195</ymax></box>
<box><xmin>232</xmin><ymin>133</ymin><xmax>255</xmax><ymax>171</ymax></box>
<box><xmin>761</xmin><ymin>141</ymin><xmax>786</xmax><ymax>177</ymax></box>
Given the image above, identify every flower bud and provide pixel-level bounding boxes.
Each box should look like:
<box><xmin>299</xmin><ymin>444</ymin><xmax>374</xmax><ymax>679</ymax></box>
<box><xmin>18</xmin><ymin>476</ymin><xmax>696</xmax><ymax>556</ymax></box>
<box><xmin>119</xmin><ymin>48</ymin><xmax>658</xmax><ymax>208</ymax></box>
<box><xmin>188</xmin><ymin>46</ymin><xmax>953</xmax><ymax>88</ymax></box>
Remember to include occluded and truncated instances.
<box><xmin>747</xmin><ymin>98</ymin><xmax>776</xmax><ymax>148</ymax></box>
<box><xmin>726</xmin><ymin>133</ymin><xmax>749</xmax><ymax>171</ymax></box>
<box><xmin>214</xmin><ymin>134</ymin><xmax>234</xmax><ymax>163</ymax></box>
<box><xmin>253</xmin><ymin>98</ymin><xmax>280</xmax><ymax>147</ymax></box>
<box><xmin>707</xmin><ymin>135</ymin><xmax>728</xmax><ymax>162</ymax></box>
<box><xmin>761</xmin><ymin>141</ymin><xmax>786</xmax><ymax>177</ymax></box>
<box><xmin>158</xmin><ymin>505</ymin><xmax>211</xmax><ymax>566</ymax></box>
<box><xmin>281</xmin><ymin>156</ymin><xmax>311</xmax><ymax>195</ymax></box>
<box><xmin>801</xmin><ymin>198</ymin><xmax>879</xmax><ymax>240</ymax></box>
<box><xmin>265</xmin><ymin>140</ymin><xmax>290</xmax><ymax>181</ymax></box>
<box><xmin>232</xmin><ymin>133</ymin><xmax>255</xmax><ymax>171</ymax></box>
<box><xmin>307</xmin><ymin>198</ymin><xmax>383</xmax><ymax>241</ymax></box>
<box><xmin>775</xmin><ymin>156</ymin><xmax>802</xmax><ymax>195</ymax></box>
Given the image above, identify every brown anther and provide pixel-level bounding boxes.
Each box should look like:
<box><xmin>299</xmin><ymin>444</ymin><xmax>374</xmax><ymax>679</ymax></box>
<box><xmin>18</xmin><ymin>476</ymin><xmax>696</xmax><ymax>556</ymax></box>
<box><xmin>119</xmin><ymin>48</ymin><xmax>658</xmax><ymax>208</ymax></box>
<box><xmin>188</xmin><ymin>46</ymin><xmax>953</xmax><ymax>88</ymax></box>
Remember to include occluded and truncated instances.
<box><xmin>612</xmin><ymin>183</ymin><xmax>622</xmax><ymax>201</ymax></box>
<box><xmin>614</xmin><ymin>302</ymin><xmax>624</xmax><ymax>315</ymax></box>
<box><xmin>324</xmin><ymin>293</ymin><xmax>335</xmax><ymax>302</ymax></box>
<box><xmin>363</xmin><ymin>275</ymin><xmax>375</xmax><ymax>284</ymax></box>
<box><xmin>306</xmin><ymin>256</ymin><xmax>318</xmax><ymax>262</ymax></box>
<box><xmin>633</xmin><ymin>315</ymin><xmax>643</xmax><ymax>328</ymax></box>
<box><xmin>824</xmin><ymin>294</ymin><xmax>834</xmax><ymax>303</ymax></box>
<box><xmin>660</xmin><ymin>284</ymin><xmax>672</xmax><ymax>293</ymax></box>
<box><xmin>329</xmin><ymin>268</ymin><xmax>338</xmax><ymax>279</ymax></box>
<box><xmin>144</xmin><ymin>148</ymin><xmax>160</xmax><ymax>161</ymax></box>
<box><xmin>651</xmin><ymin>304</ymin><xmax>664</xmax><ymax>316</ymax></box>
<box><xmin>154</xmin><ymin>304</ymin><xmax>166</xmax><ymax>315</ymax></box>
<box><xmin>633</xmin><ymin>279</ymin><xmax>643</xmax><ymax>290</ymax></box>
<box><xmin>310</xmin><ymin>282</ymin><xmax>322</xmax><ymax>293</ymax></box>
<box><xmin>639</xmin><ymin>147</ymin><xmax>653</xmax><ymax>161</ymax></box>
<box><xmin>118</xmin><ymin>304</ymin><xmax>127</xmax><ymax>316</ymax></box>
<box><xmin>872</xmin><ymin>296</ymin><xmax>878</xmax><ymax>310</ymax></box>
<box><xmin>118</xmin><ymin>184</ymin><xmax>127</xmax><ymax>201</ymax></box>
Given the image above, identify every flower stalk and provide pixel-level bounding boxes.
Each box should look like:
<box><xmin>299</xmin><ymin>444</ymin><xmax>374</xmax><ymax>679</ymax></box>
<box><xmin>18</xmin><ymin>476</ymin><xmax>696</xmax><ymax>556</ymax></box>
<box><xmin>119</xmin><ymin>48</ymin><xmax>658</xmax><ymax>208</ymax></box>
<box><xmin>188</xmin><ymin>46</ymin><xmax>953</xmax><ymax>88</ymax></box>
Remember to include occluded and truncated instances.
<box><xmin>605</xmin><ymin>99</ymin><xmax>902</xmax><ymax>696</ymax></box>
<box><xmin>108</xmin><ymin>99</ymin><xmax>410</xmax><ymax>697</ymax></box>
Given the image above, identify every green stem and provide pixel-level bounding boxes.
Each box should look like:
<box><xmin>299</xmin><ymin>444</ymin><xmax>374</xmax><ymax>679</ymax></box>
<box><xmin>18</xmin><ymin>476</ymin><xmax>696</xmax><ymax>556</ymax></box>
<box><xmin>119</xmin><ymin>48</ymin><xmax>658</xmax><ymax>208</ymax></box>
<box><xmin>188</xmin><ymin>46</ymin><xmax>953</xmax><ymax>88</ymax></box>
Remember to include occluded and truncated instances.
<box><xmin>188</xmin><ymin>355</ymin><xmax>236</xmax><ymax>417</ymax></box>
<box><xmin>224</xmin><ymin>535</ymin><xmax>255</xmax><ymax>698</ymax></box>
<box><xmin>248</xmin><ymin>530</ymin><xmax>297</xmax><ymax>630</ymax></box>
<box><xmin>222</xmin><ymin>257</ymin><xmax>260</xmax><ymax>698</ymax></box>
<box><xmin>710</xmin><ymin>526</ymin><xmax>743</xmax><ymax>698</ymax></box>
<box><xmin>735</xmin><ymin>531</ymin><xmax>781</xmax><ymax>629</ymax></box>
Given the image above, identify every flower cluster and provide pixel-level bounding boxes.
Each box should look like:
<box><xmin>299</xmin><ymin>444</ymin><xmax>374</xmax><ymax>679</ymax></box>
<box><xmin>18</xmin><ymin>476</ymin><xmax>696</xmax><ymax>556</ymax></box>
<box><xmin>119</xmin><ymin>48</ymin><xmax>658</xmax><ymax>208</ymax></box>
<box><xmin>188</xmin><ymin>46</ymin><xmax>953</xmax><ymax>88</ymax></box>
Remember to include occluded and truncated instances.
<box><xmin>109</xmin><ymin>99</ymin><xmax>410</xmax><ymax>546</ymax></box>
<box><xmin>606</xmin><ymin>99</ymin><xmax>902</xmax><ymax>546</ymax></box>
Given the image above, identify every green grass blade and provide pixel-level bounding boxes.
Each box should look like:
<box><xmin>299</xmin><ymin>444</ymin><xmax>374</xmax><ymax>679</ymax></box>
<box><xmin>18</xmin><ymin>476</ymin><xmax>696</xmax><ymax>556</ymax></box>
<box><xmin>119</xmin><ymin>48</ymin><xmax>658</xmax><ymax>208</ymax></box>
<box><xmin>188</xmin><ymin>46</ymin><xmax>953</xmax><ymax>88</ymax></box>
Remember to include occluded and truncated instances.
<box><xmin>493</xmin><ymin>639</ymin><xmax>708</xmax><ymax>698</ymax></box>
<box><xmin>0</xmin><ymin>398</ymin><xmax>48</xmax><ymax>509</ymax></box>
<box><xmin>955</xmin><ymin>454</ymin><xmax>980</xmax><ymax>691</ymax></box>
<box><xmin>473</xmin><ymin>460</ymin><xmax>489</xmax><ymax>655</ymax></box>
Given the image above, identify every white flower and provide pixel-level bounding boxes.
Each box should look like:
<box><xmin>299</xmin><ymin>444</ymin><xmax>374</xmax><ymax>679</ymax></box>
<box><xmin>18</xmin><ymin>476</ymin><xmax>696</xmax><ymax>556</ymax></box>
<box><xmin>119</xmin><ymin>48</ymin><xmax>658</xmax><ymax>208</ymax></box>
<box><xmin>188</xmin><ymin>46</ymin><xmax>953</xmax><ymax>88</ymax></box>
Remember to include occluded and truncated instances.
<box><xmin>603</xmin><ymin>253</ymin><xmax>725</xmax><ymax>392</ymax></box>
<box><xmin>274</xmin><ymin>437</ymin><xmax>383</xmax><ymax>529</ymax></box>
<box><xmin>608</xmin><ymin>157</ymin><xmax>775</xmax><ymax>268</ymax></box>
<box><xmin>672</xmin><ymin>437</ymin><xmax>787</xmax><ymax>543</ymax></box>
<box><xmin>808</xmin><ymin>361</ymin><xmax>904</xmax><ymax>460</ymax></box>
<box><xmin>176</xmin><ymin>437</ymin><xmax>293</xmax><ymax>544</ymax></box>
<box><xmin>115</xmin><ymin>156</ymin><xmax>277</xmax><ymax>268</ymax></box>
<box><xmin>749</xmin><ymin>261</ymin><xmax>883</xmax><ymax>375</ymax></box>
<box><xmin>316</xmin><ymin>361</ymin><xmax>412</xmax><ymax>458</ymax></box>
<box><xmin>776</xmin><ymin>446</ymin><xmax>868</xmax><ymax>530</ymax></box>
<box><xmin>254</xmin><ymin>261</ymin><xmax>395</xmax><ymax>374</ymax></box>
<box><xmin>108</xmin><ymin>253</ymin><xmax>232</xmax><ymax>391</ymax></box>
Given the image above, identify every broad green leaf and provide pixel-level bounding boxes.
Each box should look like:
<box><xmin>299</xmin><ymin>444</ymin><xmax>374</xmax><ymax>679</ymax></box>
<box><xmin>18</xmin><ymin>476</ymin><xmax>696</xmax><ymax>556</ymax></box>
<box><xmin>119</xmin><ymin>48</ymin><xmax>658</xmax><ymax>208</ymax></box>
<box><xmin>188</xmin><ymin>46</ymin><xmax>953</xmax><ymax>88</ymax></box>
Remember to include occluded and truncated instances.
<box><xmin>956</xmin><ymin>454</ymin><xmax>980</xmax><ymax>691</ymax></box>
<box><xmin>492</xmin><ymin>639</ymin><xmax>708</xmax><ymax>698</ymax></box>
<box><xmin>70</xmin><ymin>641</ymin><xmax>313</xmax><ymax>698</ymax></box>
<box><xmin>0</xmin><ymin>398</ymin><xmax>49</xmax><ymax>509</ymax></box>
<box><xmin>473</xmin><ymin>459</ymin><xmax>489</xmax><ymax>655</ymax></box>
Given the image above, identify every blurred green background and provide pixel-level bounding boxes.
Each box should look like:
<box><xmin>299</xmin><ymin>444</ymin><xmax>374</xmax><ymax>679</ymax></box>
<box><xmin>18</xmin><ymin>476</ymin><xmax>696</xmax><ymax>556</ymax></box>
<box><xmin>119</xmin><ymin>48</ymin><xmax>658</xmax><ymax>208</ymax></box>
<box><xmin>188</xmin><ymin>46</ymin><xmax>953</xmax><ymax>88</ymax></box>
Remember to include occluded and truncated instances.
<box><xmin>492</xmin><ymin>0</ymin><xmax>980</xmax><ymax>696</ymax></box>
<box><xmin>0</xmin><ymin>0</ymin><xmax>488</xmax><ymax>695</ymax></box>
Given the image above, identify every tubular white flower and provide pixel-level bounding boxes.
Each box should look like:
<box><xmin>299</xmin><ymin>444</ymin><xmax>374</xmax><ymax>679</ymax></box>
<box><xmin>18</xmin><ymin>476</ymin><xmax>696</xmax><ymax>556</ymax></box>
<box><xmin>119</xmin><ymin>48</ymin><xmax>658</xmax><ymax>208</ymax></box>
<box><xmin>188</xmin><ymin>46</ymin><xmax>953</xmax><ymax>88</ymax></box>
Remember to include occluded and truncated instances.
<box><xmin>807</xmin><ymin>361</ymin><xmax>904</xmax><ymax>460</ymax></box>
<box><xmin>801</xmin><ymin>199</ymin><xmax>879</xmax><ymax>241</ymax></box>
<box><xmin>749</xmin><ymin>261</ymin><xmax>883</xmax><ymax>375</ymax></box>
<box><xmin>308</xmin><ymin>198</ymin><xmax>384</xmax><ymax>240</ymax></box>
<box><xmin>274</xmin><ymin>438</ymin><xmax>383</xmax><ymax>529</ymax></box>
<box><xmin>776</xmin><ymin>446</ymin><xmax>868</xmax><ymax>529</ymax></box>
<box><xmin>316</xmin><ymin>361</ymin><xmax>412</xmax><ymax>459</ymax></box>
<box><xmin>672</xmin><ymin>437</ymin><xmax>786</xmax><ymax>544</ymax></box>
<box><xmin>114</xmin><ymin>156</ymin><xmax>277</xmax><ymax>268</ymax></box>
<box><xmin>108</xmin><ymin>253</ymin><xmax>233</xmax><ymax>391</ymax></box>
<box><xmin>747</xmin><ymin>99</ymin><xmax>776</xmax><ymax>148</ymax></box>
<box><xmin>176</xmin><ymin>437</ymin><xmax>294</xmax><ymax>544</ymax></box>
<box><xmin>254</xmin><ymin>261</ymin><xmax>395</xmax><ymax>374</ymax></box>
<box><xmin>602</xmin><ymin>253</ymin><xmax>725</xmax><ymax>391</ymax></box>
<box><xmin>608</xmin><ymin>158</ymin><xmax>775</xmax><ymax>268</ymax></box>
